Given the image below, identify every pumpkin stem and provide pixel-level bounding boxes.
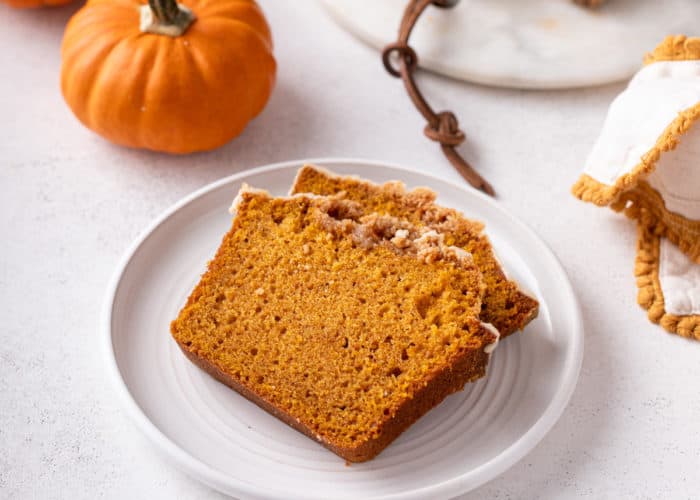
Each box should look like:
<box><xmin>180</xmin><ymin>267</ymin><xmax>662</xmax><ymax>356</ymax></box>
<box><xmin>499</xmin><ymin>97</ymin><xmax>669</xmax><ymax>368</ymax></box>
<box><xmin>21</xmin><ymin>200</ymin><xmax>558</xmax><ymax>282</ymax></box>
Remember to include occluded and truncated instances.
<box><xmin>140</xmin><ymin>0</ymin><xmax>196</xmax><ymax>37</ymax></box>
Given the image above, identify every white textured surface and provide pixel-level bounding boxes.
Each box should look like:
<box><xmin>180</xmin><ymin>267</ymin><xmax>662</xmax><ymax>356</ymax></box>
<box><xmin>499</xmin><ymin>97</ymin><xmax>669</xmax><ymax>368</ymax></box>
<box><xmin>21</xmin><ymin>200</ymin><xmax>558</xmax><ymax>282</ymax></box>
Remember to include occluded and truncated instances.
<box><xmin>584</xmin><ymin>60</ymin><xmax>700</xmax><ymax>187</ymax></box>
<box><xmin>659</xmin><ymin>238</ymin><xmax>700</xmax><ymax>316</ymax></box>
<box><xmin>321</xmin><ymin>0</ymin><xmax>700</xmax><ymax>89</ymax></box>
<box><xmin>2</xmin><ymin>1</ymin><xmax>700</xmax><ymax>499</ymax></box>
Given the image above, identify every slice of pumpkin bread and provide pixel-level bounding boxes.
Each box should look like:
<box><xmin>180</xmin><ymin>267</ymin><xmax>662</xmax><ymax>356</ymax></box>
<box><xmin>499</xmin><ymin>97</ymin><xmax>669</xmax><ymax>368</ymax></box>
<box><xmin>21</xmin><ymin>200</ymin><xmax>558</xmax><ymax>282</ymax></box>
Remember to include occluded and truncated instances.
<box><xmin>291</xmin><ymin>165</ymin><xmax>539</xmax><ymax>337</ymax></box>
<box><xmin>171</xmin><ymin>186</ymin><xmax>498</xmax><ymax>462</ymax></box>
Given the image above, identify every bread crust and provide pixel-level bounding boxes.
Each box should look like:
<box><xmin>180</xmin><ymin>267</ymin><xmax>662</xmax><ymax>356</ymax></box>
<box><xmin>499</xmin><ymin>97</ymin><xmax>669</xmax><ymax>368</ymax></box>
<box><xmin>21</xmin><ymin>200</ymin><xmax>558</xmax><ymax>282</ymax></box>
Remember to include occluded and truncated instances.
<box><xmin>172</xmin><ymin>181</ymin><xmax>498</xmax><ymax>462</ymax></box>
<box><xmin>175</xmin><ymin>325</ymin><xmax>492</xmax><ymax>463</ymax></box>
<box><xmin>291</xmin><ymin>165</ymin><xmax>539</xmax><ymax>336</ymax></box>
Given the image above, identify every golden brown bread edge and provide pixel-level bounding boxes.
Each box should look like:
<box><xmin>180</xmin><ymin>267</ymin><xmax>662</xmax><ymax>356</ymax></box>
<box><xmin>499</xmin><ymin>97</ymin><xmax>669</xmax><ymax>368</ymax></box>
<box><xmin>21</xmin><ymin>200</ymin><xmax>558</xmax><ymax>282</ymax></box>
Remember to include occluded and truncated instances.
<box><xmin>174</xmin><ymin>325</ymin><xmax>492</xmax><ymax>463</ymax></box>
<box><xmin>290</xmin><ymin>165</ymin><xmax>539</xmax><ymax>337</ymax></box>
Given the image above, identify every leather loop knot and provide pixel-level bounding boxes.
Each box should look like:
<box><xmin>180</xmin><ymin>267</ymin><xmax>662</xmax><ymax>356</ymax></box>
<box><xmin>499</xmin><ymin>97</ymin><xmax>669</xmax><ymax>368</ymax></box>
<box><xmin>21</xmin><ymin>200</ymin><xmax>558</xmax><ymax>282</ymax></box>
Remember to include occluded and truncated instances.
<box><xmin>382</xmin><ymin>43</ymin><xmax>418</xmax><ymax>78</ymax></box>
<box><xmin>431</xmin><ymin>0</ymin><xmax>461</xmax><ymax>7</ymax></box>
<box><xmin>380</xmin><ymin>0</ymin><xmax>494</xmax><ymax>195</ymax></box>
<box><xmin>424</xmin><ymin>111</ymin><xmax>464</xmax><ymax>147</ymax></box>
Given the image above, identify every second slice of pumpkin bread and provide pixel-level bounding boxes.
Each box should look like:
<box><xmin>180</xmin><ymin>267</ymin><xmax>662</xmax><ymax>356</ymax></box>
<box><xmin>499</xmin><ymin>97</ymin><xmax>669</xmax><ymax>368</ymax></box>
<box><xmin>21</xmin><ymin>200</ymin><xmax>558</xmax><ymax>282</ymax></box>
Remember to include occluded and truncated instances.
<box><xmin>291</xmin><ymin>165</ymin><xmax>539</xmax><ymax>336</ymax></box>
<box><xmin>171</xmin><ymin>186</ymin><xmax>498</xmax><ymax>462</ymax></box>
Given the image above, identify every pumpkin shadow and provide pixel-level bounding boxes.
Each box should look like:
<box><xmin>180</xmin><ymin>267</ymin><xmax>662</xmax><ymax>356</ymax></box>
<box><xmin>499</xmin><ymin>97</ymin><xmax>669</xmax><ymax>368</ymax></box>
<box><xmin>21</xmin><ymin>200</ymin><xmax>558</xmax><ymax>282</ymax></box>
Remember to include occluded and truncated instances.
<box><xmin>213</xmin><ymin>80</ymin><xmax>319</xmax><ymax>173</ymax></box>
<box><xmin>2</xmin><ymin>1</ymin><xmax>83</xmax><ymax>29</ymax></box>
<box><xmin>102</xmin><ymin>80</ymin><xmax>315</xmax><ymax>180</ymax></box>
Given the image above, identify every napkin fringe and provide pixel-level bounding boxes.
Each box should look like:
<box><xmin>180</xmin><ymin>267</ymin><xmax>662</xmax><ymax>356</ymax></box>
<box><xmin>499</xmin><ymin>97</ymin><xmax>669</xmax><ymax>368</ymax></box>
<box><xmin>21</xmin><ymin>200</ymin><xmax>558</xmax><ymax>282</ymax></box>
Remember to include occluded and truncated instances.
<box><xmin>571</xmin><ymin>102</ymin><xmax>700</xmax><ymax>208</ymax></box>
<box><xmin>635</xmin><ymin>223</ymin><xmax>700</xmax><ymax>339</ymax></box>
<box><xmin>644</xmin><ymin>34</ymin><xmax>700</xmax><ymax>65</ymax></box>
<box><xmin>613</xmin><ymin>183</ymin><xmax>700</xmax><ymax>264</ymax></box>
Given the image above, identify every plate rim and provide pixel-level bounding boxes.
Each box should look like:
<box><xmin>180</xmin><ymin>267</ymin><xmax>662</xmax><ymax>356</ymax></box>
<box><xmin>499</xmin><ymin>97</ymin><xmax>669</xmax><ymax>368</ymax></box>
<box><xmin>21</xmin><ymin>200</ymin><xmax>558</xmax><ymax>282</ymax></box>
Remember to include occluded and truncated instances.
<box><xmin>102</xmin><ymin>157</ymin><xmax>584</xmax><ymax>499</ymax></box>
<box><xmin>317</xmin><ymin>0</ymin><xmax>654</xmax><ymax>89</ymax></box>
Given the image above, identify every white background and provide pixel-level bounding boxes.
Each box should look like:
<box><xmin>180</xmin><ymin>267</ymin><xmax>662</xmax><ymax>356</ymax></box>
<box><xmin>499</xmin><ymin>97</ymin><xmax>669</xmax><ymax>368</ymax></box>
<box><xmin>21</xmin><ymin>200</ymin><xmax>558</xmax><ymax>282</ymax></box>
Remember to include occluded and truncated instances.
<box><xmin>2</xmin><ymin>1</ymin><xmax>699</xmax><ymax>498</ymax></box>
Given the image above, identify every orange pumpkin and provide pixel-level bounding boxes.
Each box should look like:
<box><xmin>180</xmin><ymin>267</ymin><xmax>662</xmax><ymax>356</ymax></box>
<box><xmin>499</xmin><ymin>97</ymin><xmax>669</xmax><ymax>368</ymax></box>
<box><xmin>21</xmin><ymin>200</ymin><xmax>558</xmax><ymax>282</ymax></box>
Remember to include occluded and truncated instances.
<box><xmin>3</xmin><ymin>0</ymin><xmax>72</xmax><ymax>8</ymax></box>
<box><xmin>61</xmin><ymin>0</ymin><xmax>276</xmax><ymax>154</ymax></box>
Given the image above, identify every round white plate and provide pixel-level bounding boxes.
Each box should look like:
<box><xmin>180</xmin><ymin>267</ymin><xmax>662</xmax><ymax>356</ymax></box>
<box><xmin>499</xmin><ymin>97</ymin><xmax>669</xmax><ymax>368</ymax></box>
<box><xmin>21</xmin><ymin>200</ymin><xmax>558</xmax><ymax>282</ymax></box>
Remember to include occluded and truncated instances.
<box><xmin>321</xmin><ymin>0</ymin><xmax>700</xmax><ymax>89</ymax></box>
<box><xmin>103</xmin><ymin>158</ymin><xmax>583</xmax><ymax>499</ymax></box>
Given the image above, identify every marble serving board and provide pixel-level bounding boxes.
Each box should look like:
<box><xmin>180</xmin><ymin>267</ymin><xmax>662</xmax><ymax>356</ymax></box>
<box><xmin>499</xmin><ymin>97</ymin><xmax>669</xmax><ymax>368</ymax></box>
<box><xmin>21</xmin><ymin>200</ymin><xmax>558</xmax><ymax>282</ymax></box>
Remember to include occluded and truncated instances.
<box><xmin>321</xmin><ymin>0</ymin><xmax>700</xmax><ymax>89</ymax></box>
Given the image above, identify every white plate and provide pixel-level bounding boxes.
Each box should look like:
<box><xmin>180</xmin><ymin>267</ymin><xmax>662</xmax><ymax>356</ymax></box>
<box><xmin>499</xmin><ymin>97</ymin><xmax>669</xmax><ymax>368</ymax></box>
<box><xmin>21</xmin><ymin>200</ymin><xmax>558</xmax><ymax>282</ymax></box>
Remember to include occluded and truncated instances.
<box><xmin>103</xmin><ymin>158</ymin><xmax>583</xmax><ymax>499</ymax></box>
<box><xmin>321</xmin><ymin>0</ymin><xmax>700</xmax><ymax>89</ymax></box>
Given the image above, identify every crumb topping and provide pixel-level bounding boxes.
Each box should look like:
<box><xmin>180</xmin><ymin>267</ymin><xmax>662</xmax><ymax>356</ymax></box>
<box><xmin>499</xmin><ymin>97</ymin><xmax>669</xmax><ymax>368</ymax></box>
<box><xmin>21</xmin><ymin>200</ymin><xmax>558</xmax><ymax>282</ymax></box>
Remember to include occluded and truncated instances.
<box><xmin>314</xmin><ymin>198</ymin><xmax>474</xmax><ymax>268</ymax></box>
